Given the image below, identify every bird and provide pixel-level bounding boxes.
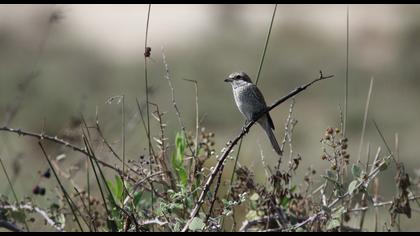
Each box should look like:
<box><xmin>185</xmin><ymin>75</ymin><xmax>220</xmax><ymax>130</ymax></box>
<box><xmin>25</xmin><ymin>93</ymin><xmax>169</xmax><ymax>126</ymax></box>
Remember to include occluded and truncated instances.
<box><xmin>224</xmin><ymin>72</ymin><xmax>282</xmax><ymax>155</ymax></box>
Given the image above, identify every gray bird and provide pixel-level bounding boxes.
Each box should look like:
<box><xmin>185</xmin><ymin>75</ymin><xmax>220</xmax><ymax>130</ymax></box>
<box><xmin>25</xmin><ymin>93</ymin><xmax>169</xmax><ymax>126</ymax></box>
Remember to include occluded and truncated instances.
<box><xmin>224</xmin><ymin>72</ymin><xmax>282</xmax><ymax>155</ymax></box>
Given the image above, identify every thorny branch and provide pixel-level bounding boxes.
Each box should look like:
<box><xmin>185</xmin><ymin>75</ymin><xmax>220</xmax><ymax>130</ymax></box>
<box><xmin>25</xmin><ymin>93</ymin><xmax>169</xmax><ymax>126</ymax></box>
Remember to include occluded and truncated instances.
<box><xmin>181</xmin><ymin>71</ymin><xmax>334</xmax><ymax>232</ymax></box>
<box><xmin>0</xmin><ymin>126</ymin><xmax>135</xmax><ymax>182</ymax></box>
<box><xmin>2</xmin><ymin>204</ymin><xmax>64</xmax><ymax>232</ymax></box>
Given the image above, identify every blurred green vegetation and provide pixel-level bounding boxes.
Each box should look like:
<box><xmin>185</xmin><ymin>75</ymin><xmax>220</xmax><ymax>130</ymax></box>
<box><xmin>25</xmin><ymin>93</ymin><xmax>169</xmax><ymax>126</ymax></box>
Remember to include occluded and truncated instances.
<box><xmin>1</xmin><ymin>4</ymin><xmax>420</xmax><ymax>231</ymax></box>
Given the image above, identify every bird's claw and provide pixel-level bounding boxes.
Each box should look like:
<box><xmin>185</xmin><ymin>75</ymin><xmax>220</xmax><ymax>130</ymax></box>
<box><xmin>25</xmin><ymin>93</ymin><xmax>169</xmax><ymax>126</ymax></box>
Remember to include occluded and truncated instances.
<box><xmin>241</xmin><ymin>126</ymin><xmax>247</xmax><ymax>133</ymax></box>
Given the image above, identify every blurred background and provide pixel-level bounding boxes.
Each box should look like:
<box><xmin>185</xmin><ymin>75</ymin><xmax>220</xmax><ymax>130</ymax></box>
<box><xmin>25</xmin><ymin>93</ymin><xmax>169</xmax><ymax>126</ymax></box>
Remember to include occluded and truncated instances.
<box><xmin>1</xmin><ymin>4</ymin><xmax>420</xmax><ymax>231</ymax></box>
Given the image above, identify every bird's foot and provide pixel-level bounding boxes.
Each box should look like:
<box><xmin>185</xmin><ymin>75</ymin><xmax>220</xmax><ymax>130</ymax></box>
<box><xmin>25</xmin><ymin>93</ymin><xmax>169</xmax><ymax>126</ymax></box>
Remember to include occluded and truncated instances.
<box><xmin>241</xmin><ymin>120</ymin><xmax>251</xmax><ymax>133</ymax></box>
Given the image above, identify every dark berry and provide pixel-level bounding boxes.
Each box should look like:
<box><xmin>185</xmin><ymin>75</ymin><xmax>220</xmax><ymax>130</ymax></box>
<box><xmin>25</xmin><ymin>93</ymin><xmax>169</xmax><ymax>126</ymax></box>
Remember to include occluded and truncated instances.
<box><xmin>42</xmin><ymin>168</ymin><xmax>51</xmax><ymax>178</ymax></box>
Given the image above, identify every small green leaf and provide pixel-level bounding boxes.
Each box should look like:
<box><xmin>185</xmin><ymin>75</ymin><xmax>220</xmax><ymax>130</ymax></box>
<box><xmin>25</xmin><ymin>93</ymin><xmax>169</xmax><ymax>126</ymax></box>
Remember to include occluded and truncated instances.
<box><xmin>326</xmin><ymin>170</ymin><xmax>337</xmax><ymax>180</ymax></box>
<box><xmin>249</xmin><ymin>193</ymin><xmax>260</xmax><ymax>202</ymax></box>
<box><xmin>348</xmin><ymin>180</ymin><xmax>359</xmax><ymax>195</ymax></box>
<box><xmin>133</xmin><ymin>191</ymin><xmax>142</xmax><ymax>208</ymax></box>
<box><xmin>332</xmin><ymin>206</ymin><xmax>345</xmax><ymax>218</ymax></box>
<box><xmin>189</xmin><ymin>217</ymin><xmax>205</xmax><ymax>231</ymax></box>
<box><xmin>245</xmin><ymin>210</ymin><xmax>260</xmax><ymax>221</ymax></box>
<box><xmin>173</xmin><ymin>222</ymin><xmax>181</xmax><ymax>232</ymax></box>
<box><xmin>295</xmin><ymin>227</ymin><xmax>305</xmax><ymax>232</ymax></box>
<box><xmin>281</xmin><ymin>197</ymin><xmax>291</xmax><ymax>207</ymax></box>
<box><xmin>326</xmin><ymin>218</ymin><xmax>340</xmax><ymax>230</ymax></box>
<box><xmin>351</xmin><ymin>164</ymin><xmax>362</xmax><ymax>179</ymax></box>
<box><xmin>57</xmin><ymin>213</ymin><xmax>66</xmax><ymax>226</ymax></box>
<box><xmin>178</xmin><ymin>167</ymin><xmax>188</xmax><ymax>187</ymax></box>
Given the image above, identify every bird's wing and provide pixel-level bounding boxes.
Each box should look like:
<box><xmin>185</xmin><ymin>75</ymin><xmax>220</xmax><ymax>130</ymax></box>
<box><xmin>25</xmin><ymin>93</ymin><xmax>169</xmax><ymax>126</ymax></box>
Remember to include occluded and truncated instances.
<box><xmin>249</xmin><ymin>84</ymin><xmax>268</xmax><ymax>107</ymax></box>
<box><xmin>249</xmin><ymin>85</ymin><xmax>275</xmax><ymax>130</ymax></box>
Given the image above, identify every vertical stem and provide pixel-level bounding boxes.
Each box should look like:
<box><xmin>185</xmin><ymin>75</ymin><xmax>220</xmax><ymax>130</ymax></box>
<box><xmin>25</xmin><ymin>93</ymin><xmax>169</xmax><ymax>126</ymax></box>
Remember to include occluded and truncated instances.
<box><xmin>357</xmin><ymin>78</ymin><xmax>374</xmax><ymax>163</ymax></box>
<box><xmin>121</xmin><ymin>95</ymin><xmax>127</xmax><ymax>209</ymax></box>
<box><xmin>144</xmin><ymin>3</ymin><xmax>155</xmax><ymax>219</ymax></box>
<box><xmin>344</xmin><ymin>5</ymin><xmax>350</xmax><ymax>137</ymax></box>
<box><xmin>86</xmin><ymin>159</ymin><xmax>92</xmax><ymax>230</ymax></box>
<box><xmin>144</xmin><ymin>4</ymin><xmax>152</xmax><ymax>158</ymax></box>
<box><xmin>255</xmin><ymin>4</ymin><xmax>278</xmax><ymax>85</ymax></box>
<box><xmin>0</xmin><ymin>158</ymin><xmax>30</xmax><ymax>231</ymax></box>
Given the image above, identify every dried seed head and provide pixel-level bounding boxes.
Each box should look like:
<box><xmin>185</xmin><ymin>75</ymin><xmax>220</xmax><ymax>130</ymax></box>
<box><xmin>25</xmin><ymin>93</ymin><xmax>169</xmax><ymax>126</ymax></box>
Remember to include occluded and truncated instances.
<box><xmin>144</xmin><ymin>47</ymin><xmax>152</xmax><ymax>57</ymax></box>
<box><xmin>326</xmin><ymin>127</ymin><xmax>334</xmax><ymax>134</ymax></box>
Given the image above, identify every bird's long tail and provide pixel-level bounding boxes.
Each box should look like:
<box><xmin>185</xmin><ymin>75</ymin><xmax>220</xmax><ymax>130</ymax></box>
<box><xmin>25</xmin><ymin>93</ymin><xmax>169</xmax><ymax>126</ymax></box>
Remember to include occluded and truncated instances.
<box><xmin>259</xmin><ymin>116</ymin><xmax>282</xmax><ymax>156</ymax></box>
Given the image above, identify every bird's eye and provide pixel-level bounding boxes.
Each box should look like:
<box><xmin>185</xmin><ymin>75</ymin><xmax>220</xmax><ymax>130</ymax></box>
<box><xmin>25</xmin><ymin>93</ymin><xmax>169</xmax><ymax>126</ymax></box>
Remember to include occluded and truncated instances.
<box><xmin>235</xmin><ymin>75</ymin><xmax>241</xmax><ymax>80</ymax></box>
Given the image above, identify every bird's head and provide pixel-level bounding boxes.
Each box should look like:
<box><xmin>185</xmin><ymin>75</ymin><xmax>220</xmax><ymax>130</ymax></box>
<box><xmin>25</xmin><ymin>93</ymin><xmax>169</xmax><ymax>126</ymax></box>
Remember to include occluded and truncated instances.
<box><xmin>224</xmin><ymin>72</ymin><xmax>253</xmax><ymax>86</ymax></box>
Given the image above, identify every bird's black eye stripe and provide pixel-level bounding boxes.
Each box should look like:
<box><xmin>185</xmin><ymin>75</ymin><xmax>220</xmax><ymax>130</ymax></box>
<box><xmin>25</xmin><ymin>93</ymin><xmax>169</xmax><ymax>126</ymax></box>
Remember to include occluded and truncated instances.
<box><xmin>235</xmin><ymin>75</ymin><xmax>241</xmax><ymax>80</ymax></box>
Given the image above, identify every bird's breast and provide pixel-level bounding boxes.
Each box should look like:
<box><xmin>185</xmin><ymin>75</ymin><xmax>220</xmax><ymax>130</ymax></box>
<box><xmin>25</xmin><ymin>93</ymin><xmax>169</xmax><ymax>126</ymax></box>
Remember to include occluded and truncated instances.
<box><xmin>233</xmin><ymin>85</ymin><xmax>264</xmax><ymax>120</ymax></box>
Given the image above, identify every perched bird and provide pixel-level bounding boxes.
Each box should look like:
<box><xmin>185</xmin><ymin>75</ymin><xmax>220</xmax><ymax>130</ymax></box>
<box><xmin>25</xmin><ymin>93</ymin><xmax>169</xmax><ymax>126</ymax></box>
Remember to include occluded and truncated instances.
<box><xmin>224</xmin><ymin>72</ymin><xmax>282</xmax><ymax>155</ymax></box>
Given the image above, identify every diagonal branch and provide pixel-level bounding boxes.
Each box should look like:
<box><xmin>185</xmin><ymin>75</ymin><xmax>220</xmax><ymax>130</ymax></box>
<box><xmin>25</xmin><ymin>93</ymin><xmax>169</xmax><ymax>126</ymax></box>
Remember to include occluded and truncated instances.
<box><xmin>0</xmin><ymin>126</ymin><xmax>135</xmax><ymax>182</ymax></box>
<box><xmin>181</xmin><ymin>71</ymin><xmax>334</xmax><ymax>232</ymax></box>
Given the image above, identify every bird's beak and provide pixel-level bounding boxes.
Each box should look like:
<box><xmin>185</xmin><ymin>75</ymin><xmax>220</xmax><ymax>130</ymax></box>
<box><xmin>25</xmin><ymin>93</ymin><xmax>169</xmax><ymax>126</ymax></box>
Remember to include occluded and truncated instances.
<box><xmin>224</xmin><ymin>78</ymin><xmax>233</xmax><ymax>83</ymax></box>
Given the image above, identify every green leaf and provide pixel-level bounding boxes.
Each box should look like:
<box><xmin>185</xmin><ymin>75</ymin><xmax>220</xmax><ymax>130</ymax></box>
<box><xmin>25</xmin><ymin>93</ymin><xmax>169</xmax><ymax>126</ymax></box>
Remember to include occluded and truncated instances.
<box><xmin>295</xmin><ymin>227</ymin><xmax>306</xmax><ymax>232</ymax></box>
<box><xmin>351</xmin><ymin>164</ymin><xmax>362</xmax><ymax>179</ymax></box>
<box><xmin>281</xmin><ymin>197</ymin><xmax>291</xmax><ymax>207</ymax></box>
<box><xmin>249</xmin><ymin>193</ymin><xmax>260</xmax><ymax>202</ymax></box>
<box><xmin>245</xmin><ymin>210</ymin><xmax>260</xmax><ymax>221</ymax></box>
<box><xmin>57</xmin><ymin>213</ymin><xmax>66</xmax><ymax>226</ymax></box>
<box><xmin>114</xmin><ymin>175</ymin><xmax>123</xmax><ymax>202</ymax></box>
<box><xmin>326</xmin><ymin>218</ymin><xmax>340</xmax><ymax>230</ymax></box>
<box><xmin>133</xmin><ymin>191</ymin><xmax>142</xmax><ymax>208</ymax></box>
<box><xmin>107</xmin><ymin>175</ymin><xmax>124</xmax><ymax>203</ymax></box>
<box><xmin>172</xmin><ymin>132</ymin><xmax>188</xmax><ymax>188</ymax></box>
<box><xmin>348</xmin><ymin>180</ymin><xmax>359</xmax><ymax>195</ymax></box>
<box><xmin>189</xmin><ymin>217</ymin><xmax>205</xmax><ymax>231</ymax></box>
<box><xmin>178</xmin><ymin>167</ymin><xmax>188</xmax><ymax>187</ymax></box>
<box><xmin>326</xmin><ymin>170</ymin><xmax>337</xmax><ymax>180</ymax></box>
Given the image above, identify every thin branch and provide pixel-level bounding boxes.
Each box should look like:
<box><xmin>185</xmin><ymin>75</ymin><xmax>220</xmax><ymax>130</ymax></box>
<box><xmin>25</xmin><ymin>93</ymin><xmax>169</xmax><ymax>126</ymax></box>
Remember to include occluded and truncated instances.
<box><xmin>0</xmin><ymin>126</ymin><xmax>135</xmax><ymax>182</ymax></box>
<box><xmin>123</xmin><ymin>171</ymin><xmax>165</xmax><ymax>205</ymax></box>
<box><xmin>348</xmin><ymin>196</ymin><xmax>420</xmax><ymax>212</ymax></box>
<box><xmin>161</xmin><ymin>48</ymin><xmax>196</xmax><ymax>158</ymax></box>
<box><xmin>0</xmin><ymin>157</ymin><xmax>30</xmax><ymax>231</ymax></box>
<box><xmin>135</xmin><ymin>98</ymin><xmax>156</xmax><ymax>159</ymax></box>
<box><xmin>205</xmin><ymin>165</ymin><xmax>225</xmax><ymax>225</ymax></box>
<box><xmin>2</xmin><ymin>204</ymin><xmax>64</xmax><ymax>232</ymax></box>
<box><xmin>357</xmin><ymin>77</ymin><xmax>374</xmax><ymax>163</ymax></box>
<box><xmin>182</xmin><ymin>72</ymin><xmax>334</xmax><ymax>232</ymax></box>
<box><xmin>183</xmin><ymin>78</ymin><xmax>200</xmax><ymax>183</ymax></box>
<box><xmin>38</xmin><ymin>142</ymin><xmax>84</xmax><ymax>231</ymax></box>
